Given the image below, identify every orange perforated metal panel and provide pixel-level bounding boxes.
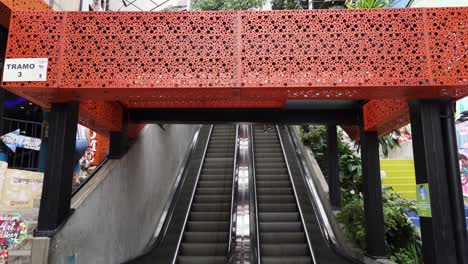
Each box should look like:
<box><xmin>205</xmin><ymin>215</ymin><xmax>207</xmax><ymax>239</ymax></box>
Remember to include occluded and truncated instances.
<box><xmin>1</xmin><ymin>8</ymin><xmax>468</xmax><ymax>133</ymax></box>
<box><xmin>363</xmin><ymin>99</ymin><xmax>409</xmax><ymax>136</ymax></box>
<box><xmin>0</xmin><ymin>0</ymin><xmax>50</xmax><ymax>28</ymax></box>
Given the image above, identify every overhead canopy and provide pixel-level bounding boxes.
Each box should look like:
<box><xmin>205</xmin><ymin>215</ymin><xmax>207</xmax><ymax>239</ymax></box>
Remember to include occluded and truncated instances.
<box><xmin>0</xmin><ymin>6</ymin><xmax>467</xmax><ymax>135</ymax></box>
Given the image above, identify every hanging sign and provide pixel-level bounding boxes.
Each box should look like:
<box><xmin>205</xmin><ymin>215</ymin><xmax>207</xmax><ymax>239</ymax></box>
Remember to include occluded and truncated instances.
<box><xmin>0</xmin><ymin>213</ymin><xmax>28</xmax><ymax>249</ymax></box>
<box><xmin>2</xmin><ymin>58</ymin><xmax>48</xmax><ymax>82</ymax></box>
<box><xmin>416</xmin><ymin>183</ymin><xmax>431</xmax><ymax>217</ymax></box>
<box><xmin>0</xmin><ymin>129</ymin><xmax>42</xmax><ymax>153</ymax></box>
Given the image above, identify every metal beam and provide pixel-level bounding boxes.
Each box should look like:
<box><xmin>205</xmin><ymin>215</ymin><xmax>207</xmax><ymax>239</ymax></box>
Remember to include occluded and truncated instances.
<box><xmin>327</xmin><ymin>124</ymin><xmax>340</xmax><ymax>208</ymax></box>
<box><xmin>109</xmin><ymin>110</ymin><xmax>128</xmax><ymax>159</ymax></box>
<box><xmin>36</xmin><ymin>102</ymin><xmax>79</xmax><ymax>236</ymax></box>
<box><xmin>409</xmin><ymin>99</ymin><xmax>468</xmax><ymax>264</ymax></box>
<box><xmin>128</xmin><ymin>108</ymin><xmax>360</xmax><ymax>125</ymax></box>
<box><xmin>360</xmin><ymin>130</ymin><xmax>386</xmax><ymax>257</ymax></box>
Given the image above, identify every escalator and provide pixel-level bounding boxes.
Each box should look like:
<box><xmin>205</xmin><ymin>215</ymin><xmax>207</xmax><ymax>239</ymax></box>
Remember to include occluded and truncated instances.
<box><xmin>253</xmin><ymin>126</ymin><xmax>313</xmax><ymax>264</ymax></box>
<box><xmin>131</xmin><ymin>124</ymin><xmax>364</xmax><ymax>264</ymax></box>
<box><xmin>177</xmin><ymin>125</ymin><xmax>236</xmax><ymax>264</ymax></box>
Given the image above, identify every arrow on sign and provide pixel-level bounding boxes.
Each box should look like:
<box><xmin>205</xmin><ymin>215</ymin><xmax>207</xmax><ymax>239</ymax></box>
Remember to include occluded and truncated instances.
<box><xmin>0</xmin><ymin>129</ymin><xmax>41</xmax><ymax>153</ymax></box>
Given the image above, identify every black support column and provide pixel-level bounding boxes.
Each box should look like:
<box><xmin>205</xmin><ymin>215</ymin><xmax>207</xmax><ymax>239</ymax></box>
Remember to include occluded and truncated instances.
<box><xmin>360</xmin><ymin>129</ymin><xmax>386</xmax><ymax>257</ymax></box>
<box><xmin>36</xmin><ymin>102</ymin><xmax>79</xmax><ymax>236</ymax></box>
<box><xmin>109</xmin><ymin>110</ymin><xmax>128</xmax><ymax>159</ymax></box>
<box><xmin>409</xmin><ymin>99</ymin><xmax>468</xmax><ymax>264</ymax></box>
<box><xmin>327</xmin><ymin>124</ymin><xmax>340</xmax><ymax>208</ymax></box>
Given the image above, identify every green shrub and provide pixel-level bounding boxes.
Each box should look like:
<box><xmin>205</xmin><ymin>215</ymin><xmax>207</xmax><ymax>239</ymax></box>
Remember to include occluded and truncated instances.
<box><xmin>301</xmin><ymin>125</ymin><xmax>422</xmax><ymax>263</ymax></box>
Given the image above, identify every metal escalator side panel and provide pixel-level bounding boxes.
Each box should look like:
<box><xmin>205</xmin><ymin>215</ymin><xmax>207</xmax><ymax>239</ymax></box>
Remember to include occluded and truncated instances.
<box><xmin>170</xmin><ymin>124</ymin><xmax>214</xmax><ymax>264</ymax></box>
<box><xmin>274</xmin><ymin>125</ymin><xmax>317</xmax><ymax>264</ymax></box>
<box><xmin>227</xmin><ymin>125</ymin><xmax>240</xmax><ymax>262</ymax></box>
<box><xmin>125</xmin><ymin>125</ymin><xmax>213</xmax><ymax>264</ymax></box>
<box><xmin>249</xmin><ymin>125</ymin><xmax>261</xmax><ymax>264</ymax></box>
<box><xmin>176</xmin><ymin>125</ymin><xmax>237</xmax><ymax>264</ymax></box>
<box><xmin>282</xmin><ymin>125</ymin><xmax>363</xmax><ymax>264</ymax></box>
<box><xmin>253</xmin><ymin>125</ymin><xmax>314</xmax><ymax>264</ymax></box>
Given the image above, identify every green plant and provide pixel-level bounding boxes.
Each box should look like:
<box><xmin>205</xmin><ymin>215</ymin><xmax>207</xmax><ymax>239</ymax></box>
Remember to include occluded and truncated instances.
<box><xmin>271</xmin><ymin>0</ymin><xmax>302</xmax><ymax>9</ymax></box>
<box><xmin>191</xmin><ymin>0</ymin><xmax>266</xmax><ymax>10</ymax></box>
<box><xmin>345</xmin><ymin>0</ymin><xmax>392</xmax><ymax>8</ymax></box>
<box><xmin>301</xmin><ymin>125</ymin><xmax>421</xmax><ymax>262</ymax></box>
<box><xmin>337</xmin><ymin>189</ymin><xmax>421</xmax><ymax>263</ymax></box>
<box><xmin>336</xmin><ymin>196</ymin><xmax>366</xmax><ymax>249</ymax></box>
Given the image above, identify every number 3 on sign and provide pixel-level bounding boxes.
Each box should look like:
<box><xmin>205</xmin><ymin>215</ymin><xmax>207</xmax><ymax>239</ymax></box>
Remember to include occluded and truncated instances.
<box><xmin>2</xmin><ymin>58</ymin><xmax>48</xmax><ymax>82</ymax></box>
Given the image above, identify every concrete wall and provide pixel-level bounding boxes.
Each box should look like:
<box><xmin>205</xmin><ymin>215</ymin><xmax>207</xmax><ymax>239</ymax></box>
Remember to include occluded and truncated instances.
<box><xmin>48</xmin><ymin>124</ymin><xmax>199</xmax><ymax>264</ymax></box>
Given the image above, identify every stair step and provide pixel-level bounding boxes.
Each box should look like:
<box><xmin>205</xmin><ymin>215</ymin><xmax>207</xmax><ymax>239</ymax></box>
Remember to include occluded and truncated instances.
<box><xmin>184</xmin><ymin>232</ymin><xmax>229</xmax><ymax>243</ymax></box>
<box><xmin>187</xmin><ymin>221</ymin><xmax>229</xmax><ymax>232</ymax></box>
<box><xmin>179</xmin><ymin>243</ymin><xmax>228</xmax><ymax>256</ymax></box>
<box><xmin>261</xmin><ymin>244</ymin><xmax>309</xmax><ymax>256</ymax></box>
<box><xmin>177</xmin><ymin>256</ymin><xmax>226</xmax><ymax>264</ymax></box>
<box><xmin>259</xmin><ymin>212</ymin><xmax>299</xmax><ymax>222</ymax></box>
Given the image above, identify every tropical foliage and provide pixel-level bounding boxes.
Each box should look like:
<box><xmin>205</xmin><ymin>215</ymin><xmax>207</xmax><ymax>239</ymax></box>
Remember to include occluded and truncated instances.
<box><xmin>191</xmin><ymin>0</ymin><xmax>266</xmax><ymax>10</ymax></box>
<box><xmin>345</xmin><ymin>0</ymin><xmax>392</xmax><ymax>9</ymax></box>
<box><xmin>301</xmin><ymin>125</ymin><xmax>422</xmax><ymax>264</ymax></box>
<box><xmin>271</xmin><ymin>0</ymin><xmax>302</xmax><ymax>9</ymax></box>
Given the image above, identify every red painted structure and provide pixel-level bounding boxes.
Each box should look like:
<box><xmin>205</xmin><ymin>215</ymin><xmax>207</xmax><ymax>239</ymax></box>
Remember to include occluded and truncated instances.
<box><xmin>1</xmin><ymin>4</ymin><xmax>467</xmax><ymax>136</ymax></box>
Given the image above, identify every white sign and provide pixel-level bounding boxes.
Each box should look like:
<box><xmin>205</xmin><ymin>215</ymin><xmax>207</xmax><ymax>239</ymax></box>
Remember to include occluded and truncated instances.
<box><xmin>1</xmin><ymin>129</ymin><xmax>42</xmax><ymax>152</ymax></box>
<box><xmin>2</xmin><ymin>58</ymin><xmax>48</xmax><ymax>82</ymax></box>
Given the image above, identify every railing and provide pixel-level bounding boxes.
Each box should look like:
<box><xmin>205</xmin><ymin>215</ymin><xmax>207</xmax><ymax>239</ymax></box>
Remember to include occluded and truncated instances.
<box><xmin>2</xmin><ymin>117</ymin><xmax>42</xmax><ymax>171</ymax></box>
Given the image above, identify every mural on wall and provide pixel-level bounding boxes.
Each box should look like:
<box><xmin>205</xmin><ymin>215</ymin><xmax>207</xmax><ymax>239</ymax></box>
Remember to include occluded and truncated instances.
<box><xmin>0</xmin><ymin>167</ymin><xmax>43</xmax><ymax>210</ymax></box>
<box><xmin>0</xmin><ymin>213</ymin><xmax>28</xmax><ymax>249</ymax></box>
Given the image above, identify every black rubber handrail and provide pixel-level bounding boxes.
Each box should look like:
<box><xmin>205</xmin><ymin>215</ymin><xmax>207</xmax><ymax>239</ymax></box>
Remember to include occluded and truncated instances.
<box><xmin>126</xmin><ymin>125</ymin><xmax>212</xmax><ymax>264</ymax></box>
<box><xmin>279</xmin><ymin>125</ymin><xmax>366</xmax><ymax>264</ymax></box>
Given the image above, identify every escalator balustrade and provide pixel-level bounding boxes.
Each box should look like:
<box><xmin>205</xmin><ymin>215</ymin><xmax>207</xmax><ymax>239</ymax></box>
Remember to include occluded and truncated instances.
<box><xmin>177</xmin><ymin>125</ymin><xmax>236</xmax><ymax>264</ymax></box>
<box><xmin>253</xmin><ymin>126</ymin><xmax>313</xmax><ymax>264</ymax></box>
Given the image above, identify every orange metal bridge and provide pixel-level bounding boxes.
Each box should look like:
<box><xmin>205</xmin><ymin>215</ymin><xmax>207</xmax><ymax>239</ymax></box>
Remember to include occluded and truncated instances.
<box><xmin>0</xmin><ymin>0</ymin><xmax>467</xmax><ymax>137</ymax></box>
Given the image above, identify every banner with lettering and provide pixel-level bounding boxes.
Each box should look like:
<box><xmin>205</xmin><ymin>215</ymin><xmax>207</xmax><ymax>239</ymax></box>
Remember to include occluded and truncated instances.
<box><xmin>0</xmin><ymin>213</ymin><xmax>28</xmax><ymax>249</ymax></box>
<box><xmin>0</xmin><ymin>169</ymin><xmax>43</xmax><ymax>209</ymax></box>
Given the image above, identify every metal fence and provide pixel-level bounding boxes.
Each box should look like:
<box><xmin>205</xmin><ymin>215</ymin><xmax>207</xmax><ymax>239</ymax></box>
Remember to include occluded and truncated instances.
<box><xmin>2</xmin><ymin>117</ymin><xmax>43</xmax><ymax>171</ymax></box>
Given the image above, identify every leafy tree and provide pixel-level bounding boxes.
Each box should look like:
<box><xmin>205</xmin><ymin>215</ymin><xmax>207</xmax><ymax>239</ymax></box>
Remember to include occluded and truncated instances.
<box><xmin>191</xmin><ymin>0</ymin><xmax>266</xmax><ymax>10</ymax></box>
<box><xmin>345</xmin><ymin>0</ymin><xmax>392</xmax><ymax>9</ymax></box>
<box><xmin>271</xmin><ymin>0</ymin><xmax>302</xmax><ymax>9</ymax></box>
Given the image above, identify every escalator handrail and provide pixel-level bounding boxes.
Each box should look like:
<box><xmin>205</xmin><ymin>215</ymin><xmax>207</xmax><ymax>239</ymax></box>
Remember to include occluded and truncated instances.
<box><xmin>170</xmin><ymin>125</ymin><xmax>214</xmax><ymax>264</ymax></box>
<box><xmin>139</xmin><ymin>125</ymin><xmax>204</xmax><ymax>255</ymax></box>
<box><xmin>276</xmin><ymin>125</ymin><xmax>319</xmax><ymax>264</ymax></box>
<box><xmin>227</xmin><ymin>125</ymin><xmax>240</xmax><ymax>262</ymax></box>
<box><xmin>249</xmin><ymin>125</ymin><xmax>261</xmax><ymax>264</ymax></box>
<box><xmin>283</xmin><ymin>125</ymin><xmax>364</xmax><ymax>264</ymax></box>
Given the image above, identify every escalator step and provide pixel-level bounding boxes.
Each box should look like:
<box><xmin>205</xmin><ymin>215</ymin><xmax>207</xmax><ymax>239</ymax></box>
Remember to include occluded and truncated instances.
<box><xmin>178</xmin><ymin>125</ymin><xmax>235</xmax><ymax>262</ymax></box>
<box><xmin>260</xmin><ymin>232</ymin><xmax>307</xmax><ymax>244</ymax></box>
<box><xmin>189</xmin><ymin>212</ymin><xmax>230</xmax><ymax>221</ymax></box>
<box><xmin>186</xmin><ymin>221</ymin><xmax>229</xmax><ymax>232</ymax></box>
<box><xmin>193</xmin><ymin>195</ymin><xmax>231</xmax><ymax>203</ymax></box>
<box><xmin>257</xmin><ymin>187</ymin><xmax>293</xmax><ymax>195</ymax></box>
<box><xmin>256</xmin><ymin>168</ymin><xmax>289</xmax><ymax>174</ymax></box>
<box><xmin>191</xmin><ymin>203</ymin><xmax>231</xmax><ymax>212</ymax></box>
<box><xmin>259</xmin><ymin>212</ymin><xmax>300</xmax><ymax>222</ymax></box>
<box><xmin>179</xmin><ymin>243</ymin><xmax>228</xmax><ymax>256</ymax></box>
<box><xmin>258</xmin><ymin>195</ymin><xmax>296</xmax><ymax>203</ymax></box>
<box><xmin>199</xmin><ymin>175</ymin><xmax>234</xmax><ymax>181</ymax></box>
<box><xmin>259</xmin><ymin>203</ymin><xmax>297</xmax><ymax>212</ymax></box>
<box><xmin>196</xmin><ymin>187</ymin><xmax>232</xmax><ymax>195</ymax></box>
<box><xmin>260</xmin><ymin>222</ymin><xmax>303</xmax><ymax>232</ymax></box>
<box><xmin>256</xmin><ymin>174</ymin><xmax>290</xmax><ymax>181</ymax></box>
<box><xmin>256</xmin><ymin>181</ymin><xmax>291</xmax><ymax>188</ymax></box>
<box><xmin>261</xmin><ymin>256</ymin><xmax>312</xmax><ymax>264</ymax></box>
<box><xmin>202</xmin><ymin>168</ymin><xmax>234</xmax><ymax>174</ymax></box>
<box><xmin>198</xmin><ymin>181</ymin><xmax>232</xmax><ymax>188</ymax></box>
<box><xmin>184</xmin><ymin>232</ymin><xmax>229</xmax><ymax>243</ymax></box>
<box><xmin>177</xmin><ymin>256</ymin><xmax>226</xmax><ymax>264</ymax></box>
<box><xmin>261</xmin><ymin>244</ymin><xmax>309</xmax><ymax>256</ymax></box>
